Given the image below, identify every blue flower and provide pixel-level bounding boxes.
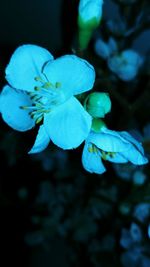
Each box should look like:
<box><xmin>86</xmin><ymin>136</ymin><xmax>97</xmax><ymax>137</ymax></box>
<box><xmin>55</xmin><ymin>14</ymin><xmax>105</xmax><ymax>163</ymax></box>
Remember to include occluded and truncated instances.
<box><xmin>82</xmin><ymin>127</ymin><xmax>148</xmax><ymax>174</ymax></box>
<box><xmin>120</xmin><ymin>223</ymin><xmax>142</xmax><ymax>249</ymax></box>
<box><xmin>108</xmin><ymin>49</ymin><xmax>143</xmax><ymax>81</ymax></box>
<box><xmin>0</xmin><ymin>45</ymin><xmax>95</xmax><ymax>153</ymax></box>
<box><xmin>95</xmin><ymin>37</ymin><xmax>143</xmax><ymax>82</ymax></box>
<box><xmin>133</xmin><ymin>203</ymin><xmax>150</xmax><ymax>223</ymax></box>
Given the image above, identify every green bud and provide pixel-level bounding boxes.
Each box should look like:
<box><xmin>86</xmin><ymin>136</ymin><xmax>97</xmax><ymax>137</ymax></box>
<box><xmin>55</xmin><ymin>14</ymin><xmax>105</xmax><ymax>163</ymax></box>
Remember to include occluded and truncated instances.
<box><xmin>78</xmin><ymin>17</ymin><xmax>100</xmax><ymax>50</ymax></box>
<box><xmin>78</xmin><ymin>16</ymin><xmax>100</xmax><ymax>31</ymax></box>
<box><xmin>84</xmin><ymin>92</ymin><xmax>111</xmax><ymax>118</ymax></box>
<box><xmin>78</xmin><ymin>28</ymin><xmax>93</xmax><ymax>51</ymax></box>
<box><xmin>77</xmin><ymin>0</ymin><xmax>103</xmax><ymax>50</ymax></box>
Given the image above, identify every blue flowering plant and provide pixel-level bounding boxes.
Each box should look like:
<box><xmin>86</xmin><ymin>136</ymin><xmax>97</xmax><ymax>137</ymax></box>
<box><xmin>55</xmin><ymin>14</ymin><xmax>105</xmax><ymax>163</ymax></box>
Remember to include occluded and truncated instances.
<box><xmin>0</xmin><ymin>42</ymin><xmax>148</xmax><ymax>173</ymax></box>
<box><xmin>0</xmin><ymin>0</ymin><xmax>150</xmax><ymax>266</ymax></box>
<box><xmin>0</xmin><ymin>40</ymin><xmax>149</xmax><ymax>174</ymax></box>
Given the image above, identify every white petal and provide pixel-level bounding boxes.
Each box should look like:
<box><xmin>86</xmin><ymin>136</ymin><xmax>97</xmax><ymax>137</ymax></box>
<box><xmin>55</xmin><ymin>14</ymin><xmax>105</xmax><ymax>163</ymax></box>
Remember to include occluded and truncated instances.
<box><xmin>79</xmin><ymin>0</ymin><xmax>103</xmax><ymax>22</ymax></box>
<box><xmin>43</xmin><ymin>55</ymin><xmax>95</xmax><ymax>98</ymax></box>
<box><xmin>44</xmin><ymin>97</ymin><xmax>92</xmax><ymax>149</ymax></box>
<box><xmin>0</xmin><ymin>85</ymin><xmax>35</xmax><ymax>131</ymax></box>
<box><xmin>120</xmin><ymin>131</ymin><xmax>144</xmax><ymax>153</ymax></box>
<box><xmin>88</xmin><ymin>129</ymin><xmax>130</xmax><ymax>152</ymax></box>
<box><xmin>106</xmin><ymin>153</ymin><xmax>128</xmax><ymax>163</ymax></box>
<box><xmin>6</xmin><ymin>44</ymin><xmax>53</xmax><ymax>92</ymax></box>
<box><xmin>121</xmin><ymin>147</ymin><xmax>148</xmax><ymax>165</ymax></box>
<box><xmin>28</xmin><ymin>125</ymin><xmax>50</xmax><ymax>154</ymax></box>
<box><xmin>82</xmin><ymin>142</ymin><xmax>106</xmax><ymax>174</ymax></box>
<box><xmin>120</xmin><ymin>131</ymin><xmax>148</xmax><ymax>165</ymax></box>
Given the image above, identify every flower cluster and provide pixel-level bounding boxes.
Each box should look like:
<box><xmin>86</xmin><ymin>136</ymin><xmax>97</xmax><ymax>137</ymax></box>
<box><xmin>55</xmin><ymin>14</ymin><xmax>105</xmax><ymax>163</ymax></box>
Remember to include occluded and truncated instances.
<box><xmin>0</xmin><ymin>43</ymin><xmax>148</xmax><ymax>174</ymax></box>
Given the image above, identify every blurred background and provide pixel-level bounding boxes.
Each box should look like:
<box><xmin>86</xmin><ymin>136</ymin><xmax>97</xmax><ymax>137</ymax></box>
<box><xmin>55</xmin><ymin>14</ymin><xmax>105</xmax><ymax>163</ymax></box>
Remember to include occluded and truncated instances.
<box><xmin>0</xmin><ymin>0</ymin><xmax>150</xmax><ymax>266</ymax></box>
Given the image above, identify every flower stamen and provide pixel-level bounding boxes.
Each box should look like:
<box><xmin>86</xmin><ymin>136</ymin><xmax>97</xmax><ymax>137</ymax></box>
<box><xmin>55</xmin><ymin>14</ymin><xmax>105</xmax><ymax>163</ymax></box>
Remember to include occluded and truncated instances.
<box><xmin>20</xmin><ymin>76</ymin><xmax>63</xmax><ymax>124</ymax></box>
<box><xmin>101</xmin><ymin>150</ymin><xmax>116</xmax><ymax>160</ymax></box>
<box><xmin>88</xmin><ymin>144</ymin><xmax>99</xmax><ymax>153</ymax></box>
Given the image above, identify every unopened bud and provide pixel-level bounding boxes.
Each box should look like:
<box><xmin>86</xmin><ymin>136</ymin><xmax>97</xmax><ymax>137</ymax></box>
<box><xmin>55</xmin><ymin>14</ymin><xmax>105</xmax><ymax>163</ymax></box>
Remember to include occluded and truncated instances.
<box><xmin>78</xmin><ymin>0</ymin><xmax>103</xmax><ymax>50</ymax></box>
<box><xmin>84</xmin><ymin>92</ymin><xmax>111</xmax><ymax>118</ymax></box>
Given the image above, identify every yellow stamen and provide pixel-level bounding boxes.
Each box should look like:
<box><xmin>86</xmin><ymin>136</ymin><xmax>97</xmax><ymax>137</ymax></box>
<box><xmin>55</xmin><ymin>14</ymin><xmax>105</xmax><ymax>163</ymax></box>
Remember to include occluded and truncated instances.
<box><xmin>55</xmin><ymin>82</ymin><xmax>61</xmax><ymax>88</ymax></box>
<box><xmin>101</xmin><ymin>151</ymin><xmax>107</xmax><ymax>160</ymax></box>
<box><xmin>42</xmin><ymin>82</ymin><xmax>54</xmax><ymax>89</ymax></box>
<box><xmin>34</xmin><ymin>76</ymin><xmax>44</xmax><ymax>82</ymax></box>
<box><xmin>35</xmin><ymin>116</ymin><xmax>43</xmax><ymax>124</ymax></box>
<box><xmin>44</xmin><ymin>109</ymin><xmax>51</xmax><ymax>113</ymax></box>
<box><xmin>109</xmin><ymin>152</ymin><xmax>116</xmax><ymax>158</ymax></box>
<box><xmin>20</xmin><ymin>106</ymin><xmax>29</xmax><ymax>110</ymax></box>
<box><xmin>34</xmin><ymin>86</ymin><xmax>41</xmax><ymax>91</ymax></box>
<box><xmin>88</xmin><ymin>146</ymin><xmax>94</xmax><ymax>153</ymax></box>
<box><xmin>35</xmin><ymin>103</ymin><xmax>42</xmax><ymax>107</ymax></box>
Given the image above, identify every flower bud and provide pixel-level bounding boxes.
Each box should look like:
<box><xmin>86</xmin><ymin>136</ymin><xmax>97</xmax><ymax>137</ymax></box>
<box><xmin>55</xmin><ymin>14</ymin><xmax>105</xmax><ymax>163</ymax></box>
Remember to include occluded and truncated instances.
<box><xmin>84</xmin><ymin>92</ymin><xmax>111</xmax><ymax>118</ymax></box>
<box><xmin>78</xmin><ymin>0</ymin><xmax>103</xmax><ymax>50</ymax></box>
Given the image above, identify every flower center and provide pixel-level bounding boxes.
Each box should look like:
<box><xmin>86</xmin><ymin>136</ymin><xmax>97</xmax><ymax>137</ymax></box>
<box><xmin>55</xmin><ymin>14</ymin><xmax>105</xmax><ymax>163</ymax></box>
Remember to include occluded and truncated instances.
<box><xmin>20</xmin><ymin>75</ymin><xmax>65</xmax><ymax>124</ymax></box>
<box><xmin>88</xmin><ymin>144</ymin><xmax>116</xmax><ymax>160</ymax></box>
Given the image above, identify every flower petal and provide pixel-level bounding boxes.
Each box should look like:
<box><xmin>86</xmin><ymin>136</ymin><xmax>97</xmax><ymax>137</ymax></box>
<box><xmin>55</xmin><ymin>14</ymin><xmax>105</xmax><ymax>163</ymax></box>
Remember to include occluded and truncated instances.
<box><xmin>106</xmin><ymin>152</ymin><xmax>128</xmax><ymax>163</ymax></box>
<box><xmin>88</xmin><ymin>128</ymin><xmax>130</xmax><ymax>152</ymax></box>
<box><xmin>117</xmin><ymin>65</ymin><xmax>137</xmax><ymax>81</ymax></box>
<box><xmin>79</xmin><ymin>0</ymin><xmax>103</xmax><ymax>23</ymax></box>
<box><xmin>44</xmin><ymin>97</ymin><xmax>92</xmax><ymax>149</ymax></box>
<box><xmin>120</xmin><ymin>131</ymin><xmax>144</xmax><ymax>153</ymax></box>
<box><xmin>107</xmin><ymin>55</ymin><xmax>122</xmax><ymax>74</ymax></box>
<box><xmin>108</xmin><ymin>37</ymin><xmax>118</xmax><ymax>54</ymax></box>
<box><xmin>43</xmin><ymin>55</ymin><xmax>95</xmax><ymax>98</ymax></box>
<box><xmin>120</xmin><ymin>131</ymin><xmax>148</xmax><ymax>165</ymax></box>
<box><xmin>121</xmin><ymin>146</ymin><xmax>148</xmax><ymax>165</ymax></box>
<box><xmin>95</xmin><ymin>39</ymin><xmax>110</xmax><ymax>59</ymax></box>
<box><xmin>28</xmin><ymin>125</ymin><xmax>50</xmax><ymax>154</ymax></box>
<box><xmin>0</xmin><ymin>85</ymin><xmax>35</xmax><ymax>131</ymax></box>
<box><xmin>82</xmin><ymin>142</ymin><xmax>106</xmax><ymax>174</ymax></box>
<box><xmin>122</xmin><ymin>50</ymin><xmax>143</xmax><ymax>66</ymax></box>
<box><xmin>6</xmin><ymin>45</ymin><xmax>54</xmax><ymax>92</ymax></box>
